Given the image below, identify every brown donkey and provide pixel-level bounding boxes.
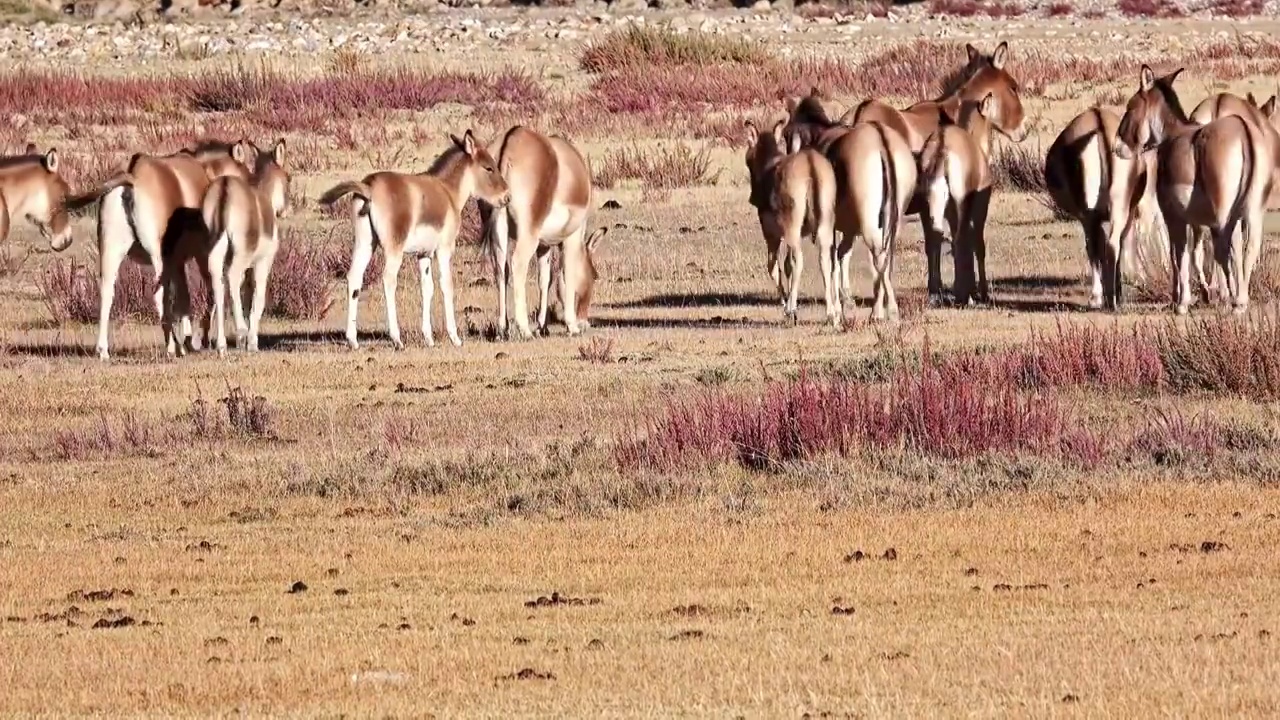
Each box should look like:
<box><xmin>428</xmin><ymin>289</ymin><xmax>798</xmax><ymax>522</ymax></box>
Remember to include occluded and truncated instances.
<box><xmin>0</xmin><ymin>147</ymin><xmax>74</xmax><ymax>252</ymax></box>
<box><xmin>918</xmin><ymin>95</ymin><xmax>999</xmax><ymax>305</ymax></box>
<box><xmin>843</xmin><ymin>42</ymin><xmax>1030</xmax><ymax>156</ymax></box>
<box><xmin>479</xmin><ymin>126</ymin><xmax>601</xmax><ymax>340</ymax></box>
<box><xmin>64</xmin><ymin>141</ymin><xmax>254</xmax><ymax>360</ymax></box>
<box><xmin>825</xmin><ymin>122</ymin><xmax>917</xmax><ymax>322</ymax></box>
<box><xmin>1116</xmin><ymin>66</ymin><xmax>1280</xmax><ymax>314</ymax></box>
<box><xmin>1044</xmin><ymin>107</ymin><xmax>1162</xmax><ymax>310</ymax></box>
<box><xmin>1187</xmin><ymin>90</ymin><xmax>1280</xmax><ymax>301</ymax></box>
<box><xmin>553</xmin><ymin>226</ymin><xmax>609</xmax><ymax>330</ymax></box>
<box><xmin>319</xmin><ymin>130</ymin><xmax>510</xmax><ymax>350</ymax></box>
<box><xmin>744</xmin><ymin>119</ymin><xmax>839</xmax><ymax>325</ymax></box>
<box><xmin>191</xmin><ymin>140</ymin><xmax>290</xmax><ymax>357</ymax></box>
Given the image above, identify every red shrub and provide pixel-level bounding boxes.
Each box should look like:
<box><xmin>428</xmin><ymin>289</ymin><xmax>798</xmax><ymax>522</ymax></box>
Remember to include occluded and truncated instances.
<box><xmin>263</xmin><ymin>230</ymin><xmax>337</xmax><ymax>321</ymax></box>
<box><xmin>1117</xmin><ymin>0</ymin><xmax>1185</xmax><ymax>17</ymax></box>
<box><xmin>1046</xmin><ymin>0</ymin><xmax>1074</xmax><ymax>15</ymax></box>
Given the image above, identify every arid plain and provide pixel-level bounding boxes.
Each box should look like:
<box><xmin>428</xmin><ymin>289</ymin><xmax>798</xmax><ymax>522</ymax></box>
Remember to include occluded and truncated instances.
<box><xmin>3</xmin><ymin>5</ymin><xmax>1280</xmax><ymax>716</ymax></box>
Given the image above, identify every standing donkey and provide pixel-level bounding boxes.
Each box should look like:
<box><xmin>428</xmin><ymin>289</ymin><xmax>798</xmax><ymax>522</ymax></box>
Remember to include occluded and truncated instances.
<box><xmin>63</xmin><ymin>141</ymin><xmax>253</xmax><ymax>360</ymax></box>
<box><xmin>479</xmin><ymin>126</ymin><xmax>605</xmax><ymax>340</ymax></box>
<box><xmin>1116</xmin><ymin>66</ymin><xmax>1280</xmax><ymax>314</ymax></box>
<box><xmin>744</xmin><ymin>118</ymin><xmax>839</xmax><ymax>325</ymax></box>
<box><xmin>191</xmin><ymin>140</ymin><xmax>290</xmax><ymax>356</ymax></box>
<box><xmin>319</xmin><ymin>130</ymin><xmax>510</xmax><ymax>350</ymax></box>
<box><xmin>0</xmin><ymin>146</ymin><xmax>75</xmax><ymax>252</ymax></box>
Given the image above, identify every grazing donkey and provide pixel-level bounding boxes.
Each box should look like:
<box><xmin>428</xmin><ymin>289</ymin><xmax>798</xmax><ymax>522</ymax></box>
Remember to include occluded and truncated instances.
<box><xmin>479</xmin><ymin>126</ymin><xmax>602</xmax><ymax>340</ymax></box>
<box><xmin>825</xmin><ymin>122</ymin><xmax>917</xmax><ymax>323</ymax></box>
<box><xmin>744</xmin><ymin>119</ymin><xmax>838</xmax><ymax>325</ymax></box>
<box><xmin>64</xmin><ymin>141</ymin><xmax>254</xmax><ymax>360</ymax></box>
<box><xmin>319</xmin><ymin>130</ymin><xmax>510</xmax><ymax>350</ymax></box>
<box><xmin>1044</xmin><ymin>107</ymin><xmax>1161</xmax><ymax>310</ymax></box>
<box><xmin>551</xmin><ymin>226</ymin><xmax>609</xmax><ymax>330</ymax></box>
<box><xmin>191</xmin><ymin>140</ymin><xmax>290</xmax><ymax>357</ymax></box>
<box><xmin>0</xmin><ymin>146</ymin><xmax>75</xmax><ymax>252</ymax></box>
<box><xmin>919</xmin><ymin>94</ymin><xmax>1000</xmax><ymax>306</ymax></box>
<box><xmin>1116</xmin><ymin>66</ymin><xmax>1280</xmax><ymax>314</ymax></box>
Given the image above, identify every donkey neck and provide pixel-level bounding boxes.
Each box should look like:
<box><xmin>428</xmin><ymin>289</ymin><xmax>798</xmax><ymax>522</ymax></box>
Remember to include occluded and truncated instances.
<box><xmin>428</xmin><ymin>151</ymin><xmax>474</xmax><ymax>212</ymax></box>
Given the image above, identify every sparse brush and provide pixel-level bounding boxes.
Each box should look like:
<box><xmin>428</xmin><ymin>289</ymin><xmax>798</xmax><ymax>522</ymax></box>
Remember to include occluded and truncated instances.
<box><xmin>0</xmin><ymin>240</ymin><xmax>28</xmax><ymax>278</ymax></box>
<box><xmin>329</xmin><ymin>46</ymin><xmax>365</xmax><ymax>75</ymax></box>
<box><xmin>578</xmin><ymin>336</ymin><xmax>616</xmax><ymax>364</ymax></box>
<box><xmin>262</xmin><ymin>234</ymin><xmax>336</xmax><ymax>321</ymax></box>
<box><xmin>1046</xmin><ymin>0</ymin><xmax>1074</xmax><ymax>15</ymax></box>
<box><xmin>594</xmin><ymin>144</ymin><xmax>720</xmax><ymax>191</ymax></box>
<box><xmin>990</xmin><ymin>144</ymin><xmax>1047</xmax><ymax>193</ymax></box>
<box><xmin>1211</xmin><ymin>0</ymin><xmax>1263</xmax><ymax>16</ymax></box>
<box><xmin>580</xmin><ymin>26</ymin><xmax>771</xmax><ymax>74</ymax></box>
<box><xmin>220</xmin><ymin>385</ymin><xmax>277</xmax><ymax>440</ymax></box>
<box><xmin>38</xmin><ymin>258</ymin><xmax>153</xmax><ymax>324</ymax></box>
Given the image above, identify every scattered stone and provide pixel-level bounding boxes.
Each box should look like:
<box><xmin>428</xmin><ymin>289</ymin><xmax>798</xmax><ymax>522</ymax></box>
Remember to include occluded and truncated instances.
<box><xmin>287</xmin><ymin>581</ymin><xmax>308</xmax><ymax>594</ymax></box>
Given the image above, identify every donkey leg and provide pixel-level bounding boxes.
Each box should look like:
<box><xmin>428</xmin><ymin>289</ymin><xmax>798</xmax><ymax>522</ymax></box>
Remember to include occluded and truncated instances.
<box><xmin>560</xmin><ymin>229</ymin><xmax>587</xmax><ymax>337</ymax></box>
<box><xmin>971</xmin><ymin>190</ymin><xmax>993</xmax><ymax>304</ymax></box>
<box><xmin>922</xmin><ymin>208</ymin><xmax>946</xmax><ymax>306</ymax></box>
<box><xmin>509</xmin><ymin>227</ymin><xmax>538</xmax><ymax>340</ymax></box>
<box><xmin>1084</xmin><ymin>217</ymin><xmax>1105</xmax><ymax>310</ymax></box>
<box><xmin>535</xmin><ymin>245</ymin><xmax>553</xmax><ymax>336</ymax></box>
<box><xmin>489</xmin><ymin>208</ymin><xmax>512</xmax><ymax>339</ymax></box>
<box><xmin>437</xmin><ymin>248</ymin><xmax>463</xmax><ymax>347</ymax></box>
<box><xmin>169</xmin><ymin>263</ymin><xmax>192</xmax><ymax>357</ymax></box>
<box><xmin>417</xmin><ymin>255</ymin><xmax>436</xmax><ymax>347</ymax></box>
<box><xmin>226</xmin><ymin>251</ymin><xmax>251</xmax><ymax>350</ymax></box>
<box><xmin>1166</xmin><ymin>216</ymin><xmax>1192</xmax><ymax>315</ymax></box>
<box><xmin>382</xmin><ymin>249</ymin><xmax>406</xmax><ymax>350</ymax></box>
<box><xmin>345</xmin><ymin>208</ymin><xmax>375</xmax><ymax>350</ymax></box>
<box><xmin>247</xmin><ymin>255</ymin><xmax>273</xmax><ymax>352</ymax></box>
<box><xmin>206</xmin><ymin>242</ymin><xmax>229</xmax><ymax>357</ymax></box>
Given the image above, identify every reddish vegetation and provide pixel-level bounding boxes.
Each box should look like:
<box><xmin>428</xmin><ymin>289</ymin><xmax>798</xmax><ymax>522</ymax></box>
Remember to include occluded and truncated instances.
<box><xmin>1211</xmin><ymin>0</ymin><xmax>1264</xmax><ymax>16</ymax></box>
<box><xmin>927</xmin><ymin>0</ymin><xmax>1026</xmax><ymax>17</ymax></box>
<box><xmin>1046</xmin><ymin>0</ymin><xmax>1074</xmax><ymax>16</ymax></box>
<box><xmin>619</xmin><ymin>318</ymin><xmax>1280</xmax><ymax>473</ymax></box>
<box><xmin>265</xmin><ymin>235</ymin><xmax>336</xmax><ymax>321</ymax></box>
<box><xmin>594</xmin><ymin>143</ymin><xmax>720</xmax><ymax>191</ymax></box>
<box><xmin>1117</xmin><ymin>0</ymin><xmax>1186</xmax><ymax>17</ymax></box>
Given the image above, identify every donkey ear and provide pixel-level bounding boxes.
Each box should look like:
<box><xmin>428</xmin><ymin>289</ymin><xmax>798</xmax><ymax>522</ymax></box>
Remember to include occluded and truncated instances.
<box><xmin>784</xmin><ymin>96</ymin><xmax>798</xmax><ymax>114</ymax></box>
<box><xmin>743</xmin><ymin>120</ymin><xmax>759</xmax><ymax>147</ymax></box>
<box><xmin>965</xmin><ymin>43</ymin><xmax>982</xmax><ymax>66</ymax></box>
<box><xmin>809</xmin><ymin>86</ymin><xmax>823</xmax><ymax>99</ymax></box>
<box><xmin>1247</xmin><ymin>91</ymin><xmax>1260</xmax><ymax>107</ymax></box>
<box><xmin>586</xmin><ymin>227</ymin><xmax>607</xmax><ymax>253</ymax></box>
<box><xmin>42</xmin><ymin>148</ymin><xmax>58</xmax><ymax>173</ymax></box>
<box><xmin>991</xmin><ymin>41</ymin><xmax>1009</xmax><ymax>70</ymax></box>
<box><xmin>461</xmin><ymin>130</ymin><xmax>477</xmax><ymax>156</ymax></box>
<box><xmin>1263</xmin><ymin>95</ymin><xmax>1278</xmax><ymax>119</ymax></box>
<box><xmin>979</xmin><ymin>92</ymin><xmax>995</xmax><ymax>116</ymax></box>
<box><xmin>771</xmin><ymin>119</ymin><xmax>787</xmax><ymax>146</ymax></box>
<box><xmin>272</xmin><ymin>138</ymin><xmax>287</xmax><ymax>166</ymax></box>
<box><xmin>1160</xmin><ymin>67</ymin><xmax>1184</xmax><ymax>86</ymax></box>
<box><xmin>24</xmin><ymin>142</ymin><xmax>38</xmax><ymax>155</ymax></box>
<box><xmin>231</xmin><ymin>141</ymin><xmax>249</xmax><ymax>165</ymax></box>
<box><xmin>1139</xmin><ymin>65</ymin><xmax>1156</xmax><ymax>92</ymax></box>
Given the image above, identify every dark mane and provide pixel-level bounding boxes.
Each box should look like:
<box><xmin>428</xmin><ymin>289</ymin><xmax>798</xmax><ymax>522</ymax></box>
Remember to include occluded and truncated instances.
<box><xmin>0</xmin><ymin>154</ymin><xmax>42</xmax><ymax>170</ymax></box>
<box><xmin>186</xmin><ymin>139</ymin><xmax>241</xmax><ymax>159</ymax></box>
<box><xmin>937</xmin><ymin>54</ymin><xmax>988</xmax><ymax>98</ymax></box>
<box><xmin>791</xmin><ymin>95</ymin><xmax>832</xmax><ymax>125</ymax></box>
<box><xmin>1153</xmin><ymin>79</ymin><xmax>1189</xmax><ymax>123</ymax></box>
<box><xmin>425</xmin><ymin>144</ymin><xmax>469</xmax><ymax>177</ymax></box>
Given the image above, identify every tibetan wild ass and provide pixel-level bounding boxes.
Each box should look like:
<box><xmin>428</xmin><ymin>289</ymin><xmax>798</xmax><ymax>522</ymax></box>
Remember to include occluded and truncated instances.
<box><xmin>781</xmin><ymin>89</ymin><xmax>855</xmax><ymax>155</ymax></box>
<box><xmin>826</xmin><ymin>121</ymin><xmax>917</xmax><ymax>322</ymax></box>
<box><xmin>479</xmin><ymin>126</ymin><xmax>602</xmax><ymax>340</ymax></box>
<box><xmin>843</xmin><ymin>41</ymin><xmax>1028</xmax><ymax>304</ymax></box>
<box><xmin>843</xmin><ymin>42</ymin><xmax>1030</xmax><ymax>156</ymax></box>
<box><xmin>64</xmin><ymin>141</ymin><xmax>254</xmax><ymax>360</ymax></box>
<box><xmin>744</xmin><ymin>119</ymin><xmax>839</xmax><ymax>325</ymax></box>
<box><xmin>1187</xmin><ymin>90</ymin><xmax>1280</xmax><ymax>301</ymax></box>
<box><xmin>1116</xmin><ymin>66</ymin><xmax>1280</xmax><ymax>314</ymax></box>
<box><xmin>191</xmin><ymin>140</ymin><xmax>290</xmax><ymax>357</ymax></box>
<box><xmin>919</xmin><ymin>94</ymin><xmax>1000</xmax><ymax>305</ymax></box>
<box><xmin>551</xmin><ymin>226</ymin><xmax>609</xmax><ymax>330</ymax></box>
<box><xmin>0</xmin><ymin>147</ymin><xmax>74</xmax><ymax>252</ymax></box>
<box><xmin>1044</xmin><ymin>107</ymin><xmax>1161</xmax><ymax>310</ymax></box>
<box><xmin>319</xmin><ymin>130</ymin><xmax>510</xmax><ymax>350</ymax></box>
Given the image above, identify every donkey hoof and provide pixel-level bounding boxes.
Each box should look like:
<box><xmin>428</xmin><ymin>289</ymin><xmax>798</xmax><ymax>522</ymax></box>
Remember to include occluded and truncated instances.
<box><xmin>448</xmin><ymin>334</ymin><xmax>463</xmax><ymax>347</ymax></box>
<box><xmin>1088</xmin><ymin>295</ymin><xmax>1104</xmax><ymax>310</ymax></box>
<box><xmin>1175</xmin><ymin>304</ymin><xmax>1190</xmax><ymax>317</ymax></box>
<box><xmin>1232</xmin><ymin>304</ymin><xmax>1248</xmax><ymax>316</ymax></box>
<box><xmin>927</xmin><ymin>293</ymin><xmax>945</xmax><ymax>308</ymax></box>
<box><xmin>391</xmin><ymin>339</ymin><xmax>406</xmax><ymax>351</ymax></box>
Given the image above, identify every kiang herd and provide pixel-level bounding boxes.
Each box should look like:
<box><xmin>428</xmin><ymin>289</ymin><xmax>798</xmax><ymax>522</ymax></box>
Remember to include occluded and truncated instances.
<box><xmin>0</xmin><ymin>40</ymin><xmax>1277</xmax><ymax>361</ymax></box>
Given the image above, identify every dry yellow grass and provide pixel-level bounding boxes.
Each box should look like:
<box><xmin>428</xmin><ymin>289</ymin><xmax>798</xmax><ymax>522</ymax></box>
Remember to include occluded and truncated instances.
<box><xmin>3</xmin><ymin>13</ymin><xmax>1280</xmax><ymax>716</ymax></box>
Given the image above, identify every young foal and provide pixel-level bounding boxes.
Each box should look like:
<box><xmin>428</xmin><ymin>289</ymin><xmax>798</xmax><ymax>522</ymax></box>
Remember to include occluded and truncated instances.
<box><xmin>193</xmin><ymin>140</ymin><xmax>290</xmax><ymax>357</ymax></box>
<box><xmin>320</xmin><ymin>130</ymin><xmax>510</xmax><ymax>350</ymax></box>
<box><xmin>0</xmin><ymin>147</ymin><xmax>74</xmax><ymax>252</ymax></box>
<box><xmin>744</xmin><ymin>119</ymin><xmax>838</xmax><ymax>325</ymax></box>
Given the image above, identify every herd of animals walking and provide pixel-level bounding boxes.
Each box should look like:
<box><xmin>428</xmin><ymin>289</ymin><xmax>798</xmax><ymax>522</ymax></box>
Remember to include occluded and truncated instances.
<box><xmin>1</xmin><ymin>40</ymin><xmax>1278</xmax><ymax>361</ymax></box>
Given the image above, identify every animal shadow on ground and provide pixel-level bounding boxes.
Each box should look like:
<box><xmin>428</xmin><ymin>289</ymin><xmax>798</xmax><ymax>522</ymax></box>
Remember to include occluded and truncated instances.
<box><xmin>592</xmin><ymin>315</ymin><xmax>783</xmax><ymax>330</ymax></box>
<box><xmin>997</xmin><ymin>274</ymin><xmax>1081</xmax><ymax>292</ymax></box>
<box><xmin>608</xmin><ymin>291</ymin><xmax>796</xmax><ymax>309</ymax></box>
